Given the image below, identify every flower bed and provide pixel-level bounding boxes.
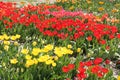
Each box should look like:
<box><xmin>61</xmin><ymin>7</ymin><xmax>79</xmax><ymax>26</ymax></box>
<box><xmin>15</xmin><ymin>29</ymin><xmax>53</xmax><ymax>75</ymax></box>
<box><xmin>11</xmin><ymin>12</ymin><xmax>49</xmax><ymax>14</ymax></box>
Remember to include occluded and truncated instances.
<box><xmin>0</xmin><ymin>1</ymin><xmax>120</xmax><ymax>80</ymax></box>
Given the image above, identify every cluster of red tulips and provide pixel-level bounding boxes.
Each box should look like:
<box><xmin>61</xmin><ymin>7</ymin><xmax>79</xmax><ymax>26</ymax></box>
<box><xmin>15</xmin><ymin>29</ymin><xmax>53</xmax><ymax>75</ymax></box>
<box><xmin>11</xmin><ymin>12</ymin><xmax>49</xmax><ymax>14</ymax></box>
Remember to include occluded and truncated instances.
<box><xmin>62</xmin><ymin>58</ymin><xmax>110</xmax><ymax>80</ymax></box>
<box><xmin>0</xmin><ymin>2</ymin><xmax>119</xmax><ymax>44</ymax></box>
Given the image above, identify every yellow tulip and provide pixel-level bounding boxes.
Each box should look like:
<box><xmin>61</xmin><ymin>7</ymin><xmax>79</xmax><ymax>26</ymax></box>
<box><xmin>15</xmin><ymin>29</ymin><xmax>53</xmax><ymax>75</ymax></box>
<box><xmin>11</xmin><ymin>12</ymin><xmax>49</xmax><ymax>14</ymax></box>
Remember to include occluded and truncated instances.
<box><xmin>52</xmin><ymin>62</ymin><xmax>56</xmax><ymax>67</ymax></box>
<box><xmin>111</xmin><ymin>8</ymin><xmax>119</xmax><ymax>13</ymax></box>
<box><xmin>25</xmin><ymin>59</ymin><xmax>34</xmax><ymax>67</ymax></box>
<box><xmin>117</xmin><ymin>75</ymin><xmax>120</xmax><ymax>80</ymax></box>
<box><xmin>32</xmin><ymin>48</ymin><xmax>41</xmax><ymax>56</ymax></box>
<box><xmin>69</xmin><ymin>6</ymin><xmax>74</xmax><ymax>10</ymax></box>
<box><xmin>54</xmin><ymin>56</ymin><xmax>58</xmax><ymax>61</ymax></box>
<box><xmin>33</xmin><ymin>58</ymin><xmax>38</xmax><ymax>65</ymax></box>
<box><xmin>99</xmin><ymin>1</ymin><xmax>104</xmax><ymax>5</ymax></box>
<box><xmin>3</xmin><ymin>41</ymin><xmax>10</xmax><ymax>45</ymax></box>
<box><xmin>14</xmin><ymin>41</ymin><xmax>19</xmax><ymax>46</ymax></box>
<box><xmin>0</xmin><ymin>35</ymin><xmax>4</xmax><ymax>40</ymax></box>
<box><xmin>67</xmin><ymin>44</ymin><xmax>72</xmax><ymax>49</ymax></box>
<box><xmin>25</xmin><ymin>54</ymin><xmax>32</xmax><ymax>60</ymax></box>
<box><xmin>11</xmin><ymin>36</ymin><xmax>17</xmax><ymax>40</ymax></box>
<box><xmin>98</xmin><ymin>7</ymin><xmax>104</xmax><ymax>11</ymax></box>
<box><xmin>77</xmin><ymin>48</ymin><xmax>81</xmax><ymax>52</ymax></box>
<box><xmin>10</xmin><ymin>58</ymin><xmax>18</xmax><ymax>64</ymax></box>
<box><xmin>21</xmin><ymin>49</ymin><xmax>29</xmax><ymax>54</ymax></box>
<box><xmin>3</xmin><ymin>34</ymin><xmax>9</xmax><ymax>40</ymax></box>
<box><xmin>32</xmin><ymin>41</ymin><xmax>37</xmax><ymax>46</ymax></box>
<box><xmin>15</xmin><ymin>34</ymin><xmax>21</xmax><ymax>39</ymax></box>
<box><xmin>4</xmin><ymin>45</ymin><xmax>9</xmax><ymax>51</ymax></box>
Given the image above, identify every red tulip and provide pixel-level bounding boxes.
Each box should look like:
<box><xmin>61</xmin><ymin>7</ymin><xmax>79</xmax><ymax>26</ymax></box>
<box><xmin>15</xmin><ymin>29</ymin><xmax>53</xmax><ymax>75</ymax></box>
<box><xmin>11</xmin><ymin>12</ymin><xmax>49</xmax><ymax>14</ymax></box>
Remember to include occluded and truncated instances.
<box><xmin>93</xmin><ymin>58</ymin><xmax>103</xmax><ymax>65</ymax></box>
<box><xmin>87</xmin><ymin>36</ymin><xmax>92</xmax><ymax>41</ymax></box>
<box><xmin>117</xmin><ymin>33</ymin><xmax>120</xmax><ymax>39</ymax></box>
<box><xmin>105</xmin><ymin>59</ymin><xmax>110</xmax><ymax>64</ymax></box>
<box><xmin>99</xmin><ymin>40</ymin><xmax>106</xmax><ymax>45</ymax></box>
<box><xmin>68</xmin><ymin>64</ymin><xmax>75</xmax><ymax>70</ymax></box>
<box><xmin>62</xmin><ymin>66</ymin><xmax>70</xmax><ymax>73</ymax></box>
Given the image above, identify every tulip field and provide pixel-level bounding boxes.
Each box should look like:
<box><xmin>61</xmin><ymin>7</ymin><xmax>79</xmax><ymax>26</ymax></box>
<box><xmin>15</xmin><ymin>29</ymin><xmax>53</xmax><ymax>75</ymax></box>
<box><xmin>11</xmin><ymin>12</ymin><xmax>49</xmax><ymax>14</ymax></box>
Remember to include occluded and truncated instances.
<box><xmin>0</xmin><ymin>0</ymin><xmax>120</xmax><ymax>80</ymax></box>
